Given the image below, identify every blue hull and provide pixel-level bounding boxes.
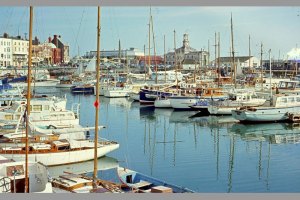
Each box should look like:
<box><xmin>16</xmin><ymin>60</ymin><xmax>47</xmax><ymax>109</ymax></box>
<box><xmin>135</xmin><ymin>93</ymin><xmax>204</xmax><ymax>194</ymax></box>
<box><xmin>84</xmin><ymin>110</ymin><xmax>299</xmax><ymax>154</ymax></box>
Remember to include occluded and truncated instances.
<box><xmin>71</xmin><ymin>86</ymin><xmax>94</xmax><ymax>94</ymax></box>
<box><xmin>118</xmin><ymin>167</ymin><xmax>195</xmax><ymax>193</ymax></box>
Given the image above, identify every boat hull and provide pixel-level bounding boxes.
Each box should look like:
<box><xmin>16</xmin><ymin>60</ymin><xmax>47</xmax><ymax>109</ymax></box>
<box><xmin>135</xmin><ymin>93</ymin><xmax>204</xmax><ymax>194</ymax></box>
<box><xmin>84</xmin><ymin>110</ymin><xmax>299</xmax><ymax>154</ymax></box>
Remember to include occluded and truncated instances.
<box><xmin>117</xmin><ymin>167</ymin><xmax>195</xmax><ymax>193</ymax></box>
<box><xmin>231</xmin><ymin>106</ymin><xmax>300</xmax><ymax>122</ymax></box>
<box><xmin>103</xmin><ymin>89</ymin><xmax>130</xmax><ymax>98</ymax></box>
<box><xmin>154</xmin><ymin>99</ymin><xmax>171</xmax><ymax>108</ymax></box>
<box><xmin>0</xmin><ymin>143</ymin><xmax>119</xmax><ymax>166</ymax></box>
<box><xmin>169</xmin><ymin>96</ymin><xmax>199</xmax><ymax>110</ymax></box>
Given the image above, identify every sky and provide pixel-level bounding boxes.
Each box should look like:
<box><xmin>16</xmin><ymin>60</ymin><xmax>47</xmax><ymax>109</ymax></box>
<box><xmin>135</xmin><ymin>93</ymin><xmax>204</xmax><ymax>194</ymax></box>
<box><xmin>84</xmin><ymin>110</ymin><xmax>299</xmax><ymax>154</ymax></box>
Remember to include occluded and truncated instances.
<box><xmin>1</xmin><ymin>6</ymin><xmax>300</xmax><ymax>60</ymax></box>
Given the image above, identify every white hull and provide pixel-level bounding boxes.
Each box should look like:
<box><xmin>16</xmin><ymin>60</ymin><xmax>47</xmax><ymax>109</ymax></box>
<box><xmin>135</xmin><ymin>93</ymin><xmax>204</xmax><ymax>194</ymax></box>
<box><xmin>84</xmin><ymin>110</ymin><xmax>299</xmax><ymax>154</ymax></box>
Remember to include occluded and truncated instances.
<box><xmin>169</xmin><ymin>97</ymin><xmax>199</xmax><ymax>110</ymax></box>
<box><xmin>48</xmin><ymin>156</ymin><xmax>119</xmax><ymax>178</ymax></box>
<box><xmin>103</xmin><ymin>88</ymin><xmax>130</xmax><ymax>98</ymax></box>
<box><xmin>232</xmin><ymin>106</ymin><xmax>300</xmax><ymax>122</ymax></box>
<box><xmin>30</xmin><ymin>118</ymin><xmax>80</xmax><ymax>126</ymax></box>
<box><xmin>209</xmin><ymin>98</ymin><xmax>266</xmax><ymax>115</ymax></box>
<box><xmin>55</xmin><ymin>84</ymin><xmax>74</xmax><ymax>88</ymax></box>
<box><xmin>0</xmin><ymin>158</ymin><xmax>53</xmax><ymax>193</ymax></box>
<box><xmin>208</xmin><ymin>105</ymin><xmax>237</xmax><ymax>115</ymax></box>
<box><xmin>1</xmin><ymin>143</ymin><xmax>119</xmax><ymax>166</ymax></box>
<box><xmin>11</xmin><ymin>79</ymin><xmax>60</xmax><ymax>87</ymax></box>
<box><xmin>154</xmin><ymin>98</ymin><xmax>171</xmax><ymax>108</ymax></box>
<box><xmin>129</xmin><ymin>92</ymin><xmax>140</xmax><ymax>101</ymax></box>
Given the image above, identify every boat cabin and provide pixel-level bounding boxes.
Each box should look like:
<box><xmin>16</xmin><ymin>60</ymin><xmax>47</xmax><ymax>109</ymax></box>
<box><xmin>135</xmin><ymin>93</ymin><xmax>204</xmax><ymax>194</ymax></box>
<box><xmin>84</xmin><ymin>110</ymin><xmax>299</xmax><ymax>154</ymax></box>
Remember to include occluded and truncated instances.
<box><xmin>272</xmin><ymin>94</ymin><xmax>300</xmax><ymax>107</ymax></box>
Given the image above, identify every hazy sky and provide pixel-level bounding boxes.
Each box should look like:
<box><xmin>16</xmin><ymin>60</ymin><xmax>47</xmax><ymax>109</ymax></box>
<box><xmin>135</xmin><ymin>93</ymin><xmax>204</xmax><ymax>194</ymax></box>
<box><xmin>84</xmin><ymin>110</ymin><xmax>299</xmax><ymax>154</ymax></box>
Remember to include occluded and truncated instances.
<box><xmin>1</xmin><ymin>6</ymin><xmax>300</xmax><ymax>60</ymax></box>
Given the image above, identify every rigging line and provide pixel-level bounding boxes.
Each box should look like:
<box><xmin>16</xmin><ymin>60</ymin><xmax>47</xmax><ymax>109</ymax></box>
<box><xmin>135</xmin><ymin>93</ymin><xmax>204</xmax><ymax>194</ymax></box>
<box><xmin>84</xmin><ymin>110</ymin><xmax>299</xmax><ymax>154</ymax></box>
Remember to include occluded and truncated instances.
<box><xmin>74</xmin><ymin>8</ymin><xmax>86</xmax><ymax>56</ymax></box>
<box><xmin>38</xmin><ymin>8</ymin><xmax>45</xmax><ymax>41</ymax></box>
<box><xmin>62</xmin><ymin>7</ymin><xmax>77</xmax><ymax>44</ymax></box>
<box><xmin>3</xmin><ymin>8</ymin><xmax>14</xmax><ymax>34</ymax></box>
<box><xmin>17</xmin><ymin>8</ymin><xmax>27</xmax><ymax>36</ymax></box>
<box><xmin>110</xmin><ymin>8</ymin><xmax>120</xmax><ymax>43</ymax></box>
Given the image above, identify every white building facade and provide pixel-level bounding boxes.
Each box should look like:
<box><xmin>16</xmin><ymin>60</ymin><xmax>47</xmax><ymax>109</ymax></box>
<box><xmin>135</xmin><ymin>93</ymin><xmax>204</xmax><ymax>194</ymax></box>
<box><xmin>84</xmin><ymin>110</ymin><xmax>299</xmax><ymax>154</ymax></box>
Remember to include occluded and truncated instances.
<box><xmin>0</xmin><ymin>37</ymin><xmax>13</xmax><ymax>67</ymax></box>
<box><xmin>86</xmin><ymin>47</ymin><xmax>144</xmax><ymax>65</ymax></box>
<box><xmin>12</xmin><ymin>36</ymin><xmax>29</xmax><ymax>67</ymax></box>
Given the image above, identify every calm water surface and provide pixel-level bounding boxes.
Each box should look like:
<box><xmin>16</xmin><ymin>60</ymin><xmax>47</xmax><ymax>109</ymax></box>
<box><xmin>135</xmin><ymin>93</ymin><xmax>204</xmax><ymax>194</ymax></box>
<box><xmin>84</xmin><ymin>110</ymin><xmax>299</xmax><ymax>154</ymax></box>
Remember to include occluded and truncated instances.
<box><xmin>41</xmin><ymin>87</ymin><xmax>300</xmax><ymax>192</ymax></box>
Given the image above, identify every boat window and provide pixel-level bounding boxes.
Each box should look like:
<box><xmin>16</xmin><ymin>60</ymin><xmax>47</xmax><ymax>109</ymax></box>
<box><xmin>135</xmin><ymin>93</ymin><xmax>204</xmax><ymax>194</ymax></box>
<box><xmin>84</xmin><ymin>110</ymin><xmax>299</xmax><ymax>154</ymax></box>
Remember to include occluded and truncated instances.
<box><xmin>126</xmin><ymin>175</ymin><xmax>133</xmax><ymax>183</ymax></box>
<box><xmin>44</xmin><ymin>105</ymin><xmax>50</xmax><ymax>110</ymax></box>
<box><xmin>288</xmin><ymin>97</ymin><xmax>295</xmax><ymax>103</ymax></box>
<box><xmin>57</xmin><ymin>145</ymin><xmax>70</xmax><ymax>151</ymax></box>
<box><xmin>5</xmin><ymin>115</ymin><xmax>13</xmax><ymax>120</ymax></box>
<box><xmin>280</xmin><ymin>98</ymin><xmax>287</xmax><ymax>103</ymax></box>
<box><xmin>296</xmin><ymin>97</ymin><xmax>300</xmax><ymax>102</ymax></box>
<box><xmin>17</xmin><ymin>107</ymin><xmax>22</xmax><ymax>112</ymax></box>
<box><xmin>32</xmin><ymin>105</ymin><xmax>42</xmax><ymax>111</ymax></box>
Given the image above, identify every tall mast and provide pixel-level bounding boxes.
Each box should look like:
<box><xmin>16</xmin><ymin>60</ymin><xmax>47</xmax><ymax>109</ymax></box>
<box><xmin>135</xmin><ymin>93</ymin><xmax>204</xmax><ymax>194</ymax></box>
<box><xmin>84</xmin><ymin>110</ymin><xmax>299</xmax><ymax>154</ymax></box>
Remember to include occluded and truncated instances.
<box><xmin>25</xmin><ymin>6</ymin><xmax>33</xmax><ymax>193</ymax></box>
<box><xmin>93</xmin><ymin>6</ymin><xmax>101</xmax><ymax>189</ymax></box>
<box><xmin>230</xmin><ymin>13</ymin><xmax>236</xmax><ymax>88</ymax></box>
<box><xmin>214</xmin><ymin>32</ymin><xmax>217</xmax><ymax>70</ymax></box>
<box><xmin>207</xmin><ymin>39</ymin><xmax>210</xmax><ymax>67</ymax></box>
<box><xmin>118</xmin><ymin>39</ymin><xmax>121</xmax><ymax>63</ymax></box>
<box><xmin>218</xmin><ymin>32</ymin><xmax>221</xmax><ymax>88</ymax></box>
<box><xmin>260</xmin><ymin>42</ymin><xmax>263</xmax><ymax>91</ymax></box>
<box><xmin>164</xmin><ymin>35</ymin><xmax>166</xmax><ymax>83</ymax></box>
<box><xmin>150</xmin><ymin>9</ymin><xmax>157</xmax><ymax>84</ymax></box>
<box><xmin>248</xmin><ymin>35</ymin><xmax>251</xmax><ymax>71</ymax></box>
<box><xmin>144</xmin><ymin>44</ymin><xmax>146</xmax><ymax>81</ymax></box>
<box><xmin>174</xmin><ymin>30</ymin><xmax>178</xmax><ymax>92</ymax></box>
<box><xmin>148</xmin><ymin>9</ymin><xmax>151</xmax><ymax>77</ymax></box>
<box><xmin>269</xmin><ymin>49</ymin><xmax>272</xmax><ymax>105</ymax></box>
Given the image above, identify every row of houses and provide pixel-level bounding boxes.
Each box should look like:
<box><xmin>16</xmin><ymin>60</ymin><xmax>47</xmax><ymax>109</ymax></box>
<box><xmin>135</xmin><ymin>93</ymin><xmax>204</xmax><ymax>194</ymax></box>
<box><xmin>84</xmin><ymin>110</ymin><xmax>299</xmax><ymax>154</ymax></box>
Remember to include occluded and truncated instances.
<box><xmin>0</xmin><ymin>33</ymin><xmax>70</xmax><ymax>68</ymax></box>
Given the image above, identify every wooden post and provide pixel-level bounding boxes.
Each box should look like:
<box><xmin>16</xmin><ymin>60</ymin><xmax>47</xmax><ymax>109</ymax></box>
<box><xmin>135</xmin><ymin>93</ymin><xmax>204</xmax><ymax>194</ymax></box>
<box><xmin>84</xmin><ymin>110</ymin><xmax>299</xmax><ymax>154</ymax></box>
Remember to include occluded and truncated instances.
<box><xmin>93</xmin><ymin>6</ymin><xmax>101</xmax><ymax>189</ymax></box>
<box><xmin>25</xmin><ymin>6</ymin><xmax>33</xmax><ymax>193</ymax></box>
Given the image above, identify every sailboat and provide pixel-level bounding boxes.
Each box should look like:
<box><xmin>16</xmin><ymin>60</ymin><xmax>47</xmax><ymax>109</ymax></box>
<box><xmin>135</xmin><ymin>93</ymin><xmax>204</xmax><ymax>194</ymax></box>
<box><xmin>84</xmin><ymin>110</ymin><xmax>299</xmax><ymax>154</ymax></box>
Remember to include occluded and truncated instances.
<box><xmin>0</xmin><ymin>6</ymin><xmax>53</xmax><ymax>193</ymax></box>
<box><xmin>0</xmin><ymin>8</ymin><xmax>119</xmax><ymax>169</ymax></box>
<box><xmin>51</xmin><ymin>7</ymin><xmax>124</xmax><ymax>193</ymax></box>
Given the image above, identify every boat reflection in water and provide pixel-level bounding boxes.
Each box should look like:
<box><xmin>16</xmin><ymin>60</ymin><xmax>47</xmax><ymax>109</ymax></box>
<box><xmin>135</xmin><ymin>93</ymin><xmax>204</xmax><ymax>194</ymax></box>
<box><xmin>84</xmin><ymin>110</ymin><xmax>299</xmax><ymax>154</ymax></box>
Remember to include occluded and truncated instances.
<box><xmin>48</xmin><ymin>156</ymin><xmax>119</xmax><ymax>178</ymax></box>
<box><xmin>101</xmin><ymin>96</ymin><xmax>132</xmax><ymax>109</ymax></box>
<box><xmin>169</xmin><ymin>111</ymin><xmax>198</xmax><ymax>123</ymax></box>
<box><xmin>230</xmin><ymin>123</ymin><xmax>300</xmax><ymax>144</ymax></box>
<box><xmin>190</xmin><ymin>115</ymin><xmax>238</xmax><ymax>128</ymax></box>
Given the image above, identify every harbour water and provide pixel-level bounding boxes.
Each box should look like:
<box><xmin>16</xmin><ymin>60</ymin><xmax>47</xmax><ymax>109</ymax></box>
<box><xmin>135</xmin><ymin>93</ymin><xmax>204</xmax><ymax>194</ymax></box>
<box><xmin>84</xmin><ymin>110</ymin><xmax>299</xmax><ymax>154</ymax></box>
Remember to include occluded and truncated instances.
<box><xmin>42</xmin><ymin>87</ymin><xmax>300</xmax><ymax>192</ymax></box>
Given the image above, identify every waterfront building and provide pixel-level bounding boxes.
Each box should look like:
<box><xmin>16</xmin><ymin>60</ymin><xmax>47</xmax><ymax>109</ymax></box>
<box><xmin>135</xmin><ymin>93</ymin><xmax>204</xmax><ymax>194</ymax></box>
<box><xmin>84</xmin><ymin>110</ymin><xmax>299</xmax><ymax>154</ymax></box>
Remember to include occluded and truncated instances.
<box><xmin>165</xmin><ymin>33</ymin><xmax>209</xmax><ymax>69</ymax></box>
<box><xmin>50</xmin><ymin>34</ymin><xmax>70</xmax><ymax>64</ymax></box>
<box><xmin>32</xmin><ymin>37</ymin><xmax>55</xmax><ymax>66</ymax></box>
<box><xmin>212</xmin><ymin>56</ymin><xmax>260</xmax><ymax>69</ymax></box>
<box><xmin>11</xmin><ymin>35</ymin><xmax>29</xmax><ymax>67</ymax></box>
<box><xmin>86</xmin><ymin>47</ymin><xmax>144</xmax><ymax>66</ymax></box>
<box><xmin>0</xmin><ymin>33</ymin><xmax>13</xmax><ymax>67</ymax></box>
<box><xmin>137</xmin><ymin>56</ymin><xmax>163</xmax><ymax>66</ymax></box>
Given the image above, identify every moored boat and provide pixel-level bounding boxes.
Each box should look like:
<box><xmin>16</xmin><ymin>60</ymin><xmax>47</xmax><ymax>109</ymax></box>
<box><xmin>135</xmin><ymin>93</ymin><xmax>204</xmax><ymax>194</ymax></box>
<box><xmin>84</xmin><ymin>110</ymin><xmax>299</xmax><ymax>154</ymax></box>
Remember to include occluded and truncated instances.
<box><xmin>231</xmin><ymin>93</ymin><xmax>300</xmax><ymax>123</ymax></box>
<box><xmin>117</xmin><ymin>167</ymin><xmax>195</xmax><ymax>193</ymax></box>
